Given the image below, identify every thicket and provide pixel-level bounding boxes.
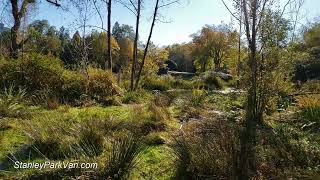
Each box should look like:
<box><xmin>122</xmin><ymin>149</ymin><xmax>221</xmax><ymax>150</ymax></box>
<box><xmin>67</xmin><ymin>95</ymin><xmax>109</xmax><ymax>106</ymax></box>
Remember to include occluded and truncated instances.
<box><xmin>0</xmin><ymin>54</ymin><xmax>121</xmax><ymax>106</ymax></box>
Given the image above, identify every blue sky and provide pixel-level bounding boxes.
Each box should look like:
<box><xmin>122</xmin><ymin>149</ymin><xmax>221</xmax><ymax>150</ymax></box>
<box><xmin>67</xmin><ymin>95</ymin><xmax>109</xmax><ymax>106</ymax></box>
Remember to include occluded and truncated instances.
<box><xmin>34</xmin><ymin>0</ymin><xmax>320</xmax><ymax>46</ymax></box>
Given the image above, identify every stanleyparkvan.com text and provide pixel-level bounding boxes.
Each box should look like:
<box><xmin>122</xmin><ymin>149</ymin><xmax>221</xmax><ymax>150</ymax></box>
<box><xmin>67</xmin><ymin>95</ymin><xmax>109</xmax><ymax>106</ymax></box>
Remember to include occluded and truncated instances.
<box><xmin>14</xmin><ymin>161</ymin><xmax>98</xmax><ymax>170</ymax></box>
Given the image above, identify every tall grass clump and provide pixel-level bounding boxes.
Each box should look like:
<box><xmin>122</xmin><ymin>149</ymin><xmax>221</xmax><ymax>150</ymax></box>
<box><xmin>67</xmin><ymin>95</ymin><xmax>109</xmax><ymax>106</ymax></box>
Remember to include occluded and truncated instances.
<box><xmin>122</xmin><ymin>90</ymin><xmax>151</xmax><ymax>104</ymax></box>
<box><xmin>143</xmin><ymin>132</ymin><xmax>165</xmax><ymax>146</ymax></box>
<box><xmin>171</xmin><ymin>136</ymin><xmax>192</xmax><ymax>179</ymax></box>
<box><xmin>103</xmin><ymin>134</ymin><xmax>142</xmax><ymax>179</ymax></box>
<box><xmin>142</xmin><ymin>76</ymin><xmax>171</xmax><ymax>91</ymax></box>
<box><xmin>171</xmin><ymin>119</ymin><xmax>240</xmax><ymax>179</ymax></box>
<box><xmin>171</xmin><ymin>78</ymin><xmax>194</xmax><ymax>90</ymax></box>
<box><xmin>204</xmin><ymin>75</ymin><xmax>225</xmax><ymax>90</ymax></box>
<box><xmin>296</xmin><ymin>94</ymin><xmax>320</xmax><ymax>123</ymax></box>
<box><xmin>0</xmin><ymin>85</ymin><xmax>27</xmax><ymax>118</ymax></box>
<box><xmin>149</xmin><ymin>100</ymin><xmax>171</xmax><ymax>122</ymax></box>
<box><xmin>144</xmin><ymin>94</ymin><xmax>172</xmax><ymax>133</ymax></box>
<box><xmin>191</xmin><ymin>89</ymin><xmax>207</xmax><ymax>107</ymax></box>
<box><xmin>25</xmin><ymin>116</ymin><xmax>109</xmax><ymax>159</ymax></box>
<box><xmin>300</xmin><ymin>80</ymin><xmax>320</xmax><ymax>93</ymax></box>
<box><xmin>126</xmin><ymin>104</ymin><xmax>167</xmax><ymax>135</ymax></box>
<box><xmin>71</xmin><ymin>118</ymin><xmax>106</xmax><ymax>158</ymax></box>
<box><xmin>24</xmin><ymin>116</ymin><xmax>71</xmax><ymax>159</ymax></box>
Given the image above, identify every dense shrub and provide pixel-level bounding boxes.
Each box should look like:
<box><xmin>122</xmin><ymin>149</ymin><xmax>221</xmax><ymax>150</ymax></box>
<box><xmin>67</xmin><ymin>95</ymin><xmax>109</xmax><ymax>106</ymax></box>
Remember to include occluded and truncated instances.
<box><xmin>0</xmin><ymin>54</ymin><xmax>122</xmax><ymax>106</ymax></box>
<box><xmin>294</xmin><ymin>61</ymin><xmax>320</xmax><ymax>81</ymax></box>
<box><xmin>190</xmin><ymin>74</ymin><xmax>226</xmax><ymax>90</ymax></box>
<box><xmin>0</xmin><ymin>59</ymin><xmax>22</xmax><ymax>89</ymax></box>
<box><xmin>61</xmin><ymin>70</ymin><xmax>86</xmax><ymax>103</ymax></box>
<box><xmin>87</xmin><ymin>68</ymin><xmax>122</xmax><ymax>105</ymax></box>
<box><xmin>20</xmin><ymin>53</ymin><xmax>65</xmax><ymax>92</ymax></box>
<box><xmin>0</xmin><ymin>54</ymin><xmax>66</xmax><ymax>101</ymax></box>
<box><xmin>257</xmin><ymin>122</ymin><xmax>320</xmax><ymax>178</ymax></box>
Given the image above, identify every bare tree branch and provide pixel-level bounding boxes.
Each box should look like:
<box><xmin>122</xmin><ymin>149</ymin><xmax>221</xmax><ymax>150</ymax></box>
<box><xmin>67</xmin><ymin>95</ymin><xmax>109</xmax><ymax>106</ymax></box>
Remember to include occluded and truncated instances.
<box><xmin>221</xmin><ymin>0</ymin><xmax>241</xmax><ymax>22</ymax></box>
<box><xmin>45</xmin><ymin>0</ymin><xmax>61</xmax><ymax>7</ymax></box>
<box><xmin>93</xmin><ymin>0</ymin><xmax>104</xmax><ymax>29</ymax></box>
<box><xmin>158</xmin><ymin>0</ymin><xmax>179</xmax><ymax>8</ymax></box>
<box><xmin>116</xmin><ymin>0</ymin><xmax>137</xmax><ymax>15</ymax></box>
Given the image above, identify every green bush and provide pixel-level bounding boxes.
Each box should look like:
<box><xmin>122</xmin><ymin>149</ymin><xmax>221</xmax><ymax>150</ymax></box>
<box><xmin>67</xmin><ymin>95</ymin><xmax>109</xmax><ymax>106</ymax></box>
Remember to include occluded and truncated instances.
<box><xmin>0</xmin><ymin>54</ymin><xmax>122</xmax><ymax>106</ymax></box>
<box><xmin>61</xmin><ymin>70</ymin><xmax>86</xmax><ymax>103</ymax></box>
<box><xmin>20</xmin><ymin>53</ymin><xmax>65</xmax><ymax>92</ymax></box>
<box><xmin>0</xmin><ymin>59</ymin><xmax>22</xmax><ymax>90</ymax></box>
<box><xmin>87</xmin><ymin>67</ymin><xmax>122</xmax><ymax>104</ymax></box>
<box><xmin>0</xmin><ymin>54</ymin><xmax>66</xmax><ymax>101</ymax></box>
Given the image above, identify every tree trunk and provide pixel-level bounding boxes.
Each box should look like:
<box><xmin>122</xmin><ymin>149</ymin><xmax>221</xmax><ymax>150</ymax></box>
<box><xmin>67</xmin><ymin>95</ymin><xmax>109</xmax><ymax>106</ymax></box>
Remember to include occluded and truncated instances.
<box><xmin>239</xmin><ymin>0</ymin><xmax>260</xmax><ymax>179</ymax></box>
<box><xmin>130</xmin><ymin>0</ymin><xmax>141</xmax><ymax>91</ymax></box>
<box><xmin>107</xmin><ymin>0</ymin><xmax>112</xmax><ymax>70</ymax></box>
<box><xmin>10</xmin><ymin>0</ymin><xmax>21</xmax><ymax>59</ymax></box>
<box><xmin>237</xmin><ymin>3</ymin><xmax>242</xmax><ymax>88</ymax></box>
<box><xmin>134</xmin><ymin>0</ymin><xmax>159</xmax><ymax>90</ymax></box>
